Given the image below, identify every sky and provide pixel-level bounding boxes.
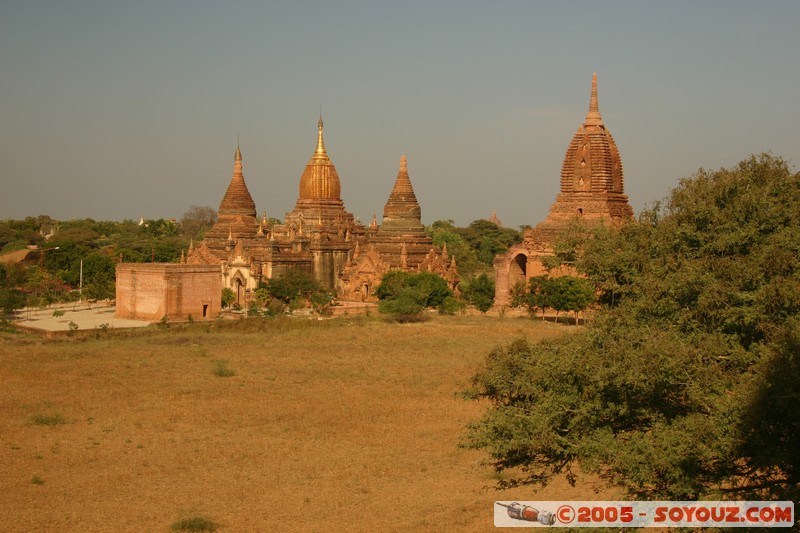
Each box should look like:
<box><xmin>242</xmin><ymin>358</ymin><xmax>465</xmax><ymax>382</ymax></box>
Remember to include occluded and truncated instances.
<box><xmin>1</xmin><ymin>1</ymin><xmax>798</xmax><ymax>229</ymax></box>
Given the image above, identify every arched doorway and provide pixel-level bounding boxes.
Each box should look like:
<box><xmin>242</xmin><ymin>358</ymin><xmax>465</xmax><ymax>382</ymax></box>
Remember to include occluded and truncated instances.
<box><xmin>233</xmin><ymin>277</ymin><xmax>245</xmax><ymax>306</ymax></box>
<box><xmin>508</xmin><ymin>253</ymin><xmax>527</xmax><ymax>290</ymax></box>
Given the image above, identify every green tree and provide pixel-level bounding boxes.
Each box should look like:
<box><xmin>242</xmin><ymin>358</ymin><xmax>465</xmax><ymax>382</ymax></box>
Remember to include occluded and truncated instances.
<box><xmin>375</xmin><ymin>270</ymin><xmax>453</xmax><ymax>319</ymax></box>
<box><xmin>511</xmin><ymin>275</ymin><xmax>553</xmax><ymax>319</ymax></box>
<box><xmin>0</xmin><ymin>263</ymin><xmax>27</xmax><ymax>319</ymax></box>
<box><xmin>378</xmin><ymin>286</ymin><xmax>426</xmax><ymax>319</ymax></box>
<box><xmin>221</xmin><ymin>287</ymin><xmax>236</xmax><ymax>309</ymax></box>
<box><xmin>547</xmin><ymin>276</ymin><xmax>595</xmax><ymax>323</ymax></box>
<box><xmin>462</xmin><ymin>273</ymin><xmax>495</xmax><ymax>314</ymax></box>
<box><xmin>25</xmin><ymin>270</ymin><xmax>70</xmax><ymax>308</ymax></box>
<box><xmin>375</xmin><ymin>271</ymin><xmax>451</xmax><ymax>308</ymax></box>
<box><xmin>83</xmin><ymin>271</ymin><xmax>115</xmax><ymax>303</ymax></box>
<box><xmin>265</xmin><ymin>271</ymin><xmax>321</xmax><ymax>304</ymax></box>
<box><xmin>457</xmin><ymin>219</ymin><xmax>522</xmax><ymax>266</ymax></box>
<box><xmin>426</xmin><ymin>220</ymin><xmax>482</xmax><ymax>276</ymax></box>
<box><xmin>465</xmin><ymin>154</ymin><xmax>800</xmax><ymax>502</ymax></box>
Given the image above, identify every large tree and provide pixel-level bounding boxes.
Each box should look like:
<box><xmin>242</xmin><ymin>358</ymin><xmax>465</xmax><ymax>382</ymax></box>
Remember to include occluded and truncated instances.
<box><xmin>465</xmin><ymin>154</ymin><xmax>800</xmax><ymax>501</ymax></box>
<box><xmin>180</xmin><ymin>205</ymin><xmax>218</xmax><ymax>239</ymax></box>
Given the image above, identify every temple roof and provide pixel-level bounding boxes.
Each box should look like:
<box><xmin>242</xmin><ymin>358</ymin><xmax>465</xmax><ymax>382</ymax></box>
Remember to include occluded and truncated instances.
<box><xmin>383</xmin><ymin>155</ymin><xmax>420</xmax><ymax>218</ymax></box>
<box><xmin>219</xmin><ymin>140</ymin><xmax>257</xmax><ymax>216</ymax></box>
<box><xmin>380</xmin><ymin>155</ymin><xmax>424</xmax><ymax>233</ymax></box>
<box><xmin>298</xmin><ymin>115</ymin><xmax>342</xmax><ymax>202</ymax></box>
<box><xmin>560</xmin><ymin>73</ymin><xmax>625</xmax><ymax>195</ymax></box>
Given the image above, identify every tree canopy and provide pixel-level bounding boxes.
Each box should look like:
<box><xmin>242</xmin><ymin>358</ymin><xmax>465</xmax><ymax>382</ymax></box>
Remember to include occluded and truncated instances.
<box><xmin>465</xmin><ymin>154</ymin><xmax>800</xmax><ymax>502</ymax></box>
<box><xmin>426</xmin><ymin>218</ymin><xmax>522</xmax><ymax>277</ymax></box>
<box><xmin>375</xmin><ymin>271</ymin><xmax>453</xmax><ymax>319</ymax></box>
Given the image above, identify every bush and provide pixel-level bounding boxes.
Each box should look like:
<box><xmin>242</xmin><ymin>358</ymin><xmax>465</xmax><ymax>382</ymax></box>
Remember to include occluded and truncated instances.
<box><xmin>221</xmin><ymin>288</ymin><xmax>235</xmax><ymax>309</ymax></box>
<box><xmin>375</xmin><ymin>271</ymin><xmax>453</xmax><ymax>317</ymax></box>
<box><xmin>462</xmin><ymin>273</ymin><xmax>495</xmax><ymax>314</ymax></box>
<box><xmin>378</xmin><ymin>286</ymin><xmax>430</xmax><ymax>322</ymax></box>
<box><xmin>170</xmin><ymin>515</ymin><xmax>219</xmax><ymax>532</ymax></box>
<box><xmin>30</xmin><ymin>413</ymin><xmax>65</xmax><ymax>426</ymax></box>
<box><xmin>438</xmin><ymin>295</ymin><xmax>465</xmax><ymax>315</ymax></box>
<box><xmin>211</xmin><ymin>360</ymin><xmax>236</xmax><ymax>378</ymax></box>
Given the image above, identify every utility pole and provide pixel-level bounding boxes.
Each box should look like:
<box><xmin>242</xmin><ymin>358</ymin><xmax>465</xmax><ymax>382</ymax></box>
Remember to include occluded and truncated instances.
<box><xmin>39</xmin><ymin>246</ymin><xmax>60</xmax><ymax>271</ymax></box>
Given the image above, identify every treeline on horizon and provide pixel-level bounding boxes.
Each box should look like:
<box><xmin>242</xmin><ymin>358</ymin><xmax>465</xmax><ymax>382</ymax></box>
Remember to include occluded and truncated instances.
<box><xmin>0</xmin><ymin>203</ymin><xmax>522</xmax><ymax>311</ymax></box>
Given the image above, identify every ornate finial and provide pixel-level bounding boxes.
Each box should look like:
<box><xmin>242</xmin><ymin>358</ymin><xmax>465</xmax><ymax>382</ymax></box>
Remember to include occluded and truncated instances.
<box><xmin>371</xmin><ymin>212</ymin><xmax>377</xmax><ymax>228</ymax></box>
<box><xmin>585</xmin><ymin>72</ymin><xmax>603</xmax><ymax>126</ymax></box>
<box><xmin>235</xmin><ymin>133</ymin><xmax>242</xmax><ymax>162</ymax></box>
<box><xmin>400</xmin><ymin>154</ymin><xmax>407</xmax><ymax>172</ymax></box>
<box><xmin>314</xmin><ymin>112</ymin><xmax>327</xmax><ymax>157</ymax></box>
<box><xmin>262</xmin><ymin>210</ymin><xmax>267</xmax><ymax>225</ymax></box>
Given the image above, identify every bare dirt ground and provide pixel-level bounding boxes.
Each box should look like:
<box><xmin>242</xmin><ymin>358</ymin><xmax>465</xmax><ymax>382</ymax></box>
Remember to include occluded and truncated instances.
<box><xmin>0</xmin><ymin>315</ymin><xmax>615</xmax><ymax>532</ymax></box>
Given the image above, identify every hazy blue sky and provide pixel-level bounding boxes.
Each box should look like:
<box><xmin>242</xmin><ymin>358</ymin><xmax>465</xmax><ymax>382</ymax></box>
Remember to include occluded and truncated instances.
<box><xmin>1</xmin><ymin>1</ymin><xmax>798</xmax><ymax>228</ymax></box>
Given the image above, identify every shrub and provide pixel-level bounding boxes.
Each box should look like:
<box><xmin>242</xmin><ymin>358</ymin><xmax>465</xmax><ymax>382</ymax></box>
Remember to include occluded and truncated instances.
<box><xmin>462</xmin><ymin>273</ymin><xmax>495</xmax><ymax>314</ymax></box>
<box><xmin>221</xmin><ymin>287</ymin><xmax>235</xmax><ymax>309</ymax></box>
<box><xmin>375</xmin><ymin>271</ymin><xmax>453</xmax><ymax>319</ymax></box>
<box><xmin>438</xmin><ymin>295</ymin><xmax>465</xmax><ymax>315</ymax></box>
<box><xmin>378</xmin><ymin>287</ymin><xmax>428</xmax><ymax>322</ymax></box>
<box><xmin>211</xmin><ymin>360</ymin><xmax>236</xmax><ymax>378</ymax></box>
<box><xmin>170</xmin><ymin>515</ymin><xmax>219</xmax><ymax>532</ymax></box>
<box><xmin>30</xmin><ymin>413</ymin><xmax>65</xmax><ymax>426</ymax></box>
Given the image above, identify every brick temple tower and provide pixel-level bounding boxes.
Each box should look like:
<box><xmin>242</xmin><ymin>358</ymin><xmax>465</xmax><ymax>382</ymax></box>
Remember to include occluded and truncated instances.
<box><xmin>494</xmin><ymin>73</ymin><xmax>634</xmax><ymax>307</ymax></box>
<box><xmin>203</xmin><ymin>140</ymin><xmax>259</xmax><ymax>256</ymax></box>
<box><xmin>338</xmin><ymin>155</ymin><xmax>458</xmax><ymax>301</ymax></box>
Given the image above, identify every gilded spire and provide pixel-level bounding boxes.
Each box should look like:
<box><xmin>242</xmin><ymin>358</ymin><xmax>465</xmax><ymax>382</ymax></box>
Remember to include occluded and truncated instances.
<box><xmin>235</xmin><ymin>133</ymin><xmax>242</xmax><ymax>162</ymax></box>
<box><xmin>585</xmin><ymin>72</ymin><xmax>603</xmax><ymax>126</ymax></box>
<box><xmin>314</xmin><ymin>113</ymin><xmax>327</xmax><ymax>159</ymax></box>
<box><xmin>298</xmin><ymin>114</ymin><xmax>342</xmax><ymax>202</ymax></box>
<box><xmin>400</xmin><ymin>154</ymin><xmax>407</xmax><ymax>172</ymax></box>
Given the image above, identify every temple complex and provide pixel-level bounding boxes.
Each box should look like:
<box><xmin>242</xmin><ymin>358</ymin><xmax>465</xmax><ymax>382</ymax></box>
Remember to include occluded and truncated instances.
<box><xmin>185</xmin><ymin>116</ymin><xmax>455</xmax><ymax>305</ymax></box>
<box><xmin>493</xmin><ymin>73</ymin><xmax>634</xmax><ymax>307</ymax></box>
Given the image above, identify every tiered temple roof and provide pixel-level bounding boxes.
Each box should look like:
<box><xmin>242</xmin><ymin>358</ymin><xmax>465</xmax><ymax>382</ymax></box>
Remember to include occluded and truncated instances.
<box><xmin>530</xmin><ymin>73</ymin><xmax>633</xmax><ymax>245</ymax></box>
<box><xmin>203</xmin><ymin>141</ymin><xmax>259</xmax><ymax>257</ymax></box>
<box><xmin>378</xmin><ymin>155</ymin><xmax>424</xmax><ymax>235</ymax></box>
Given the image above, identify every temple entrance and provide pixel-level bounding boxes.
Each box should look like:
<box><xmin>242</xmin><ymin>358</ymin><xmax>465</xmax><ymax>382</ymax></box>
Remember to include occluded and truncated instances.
<box><xmin>509</xmin><ymin>253</ymin><xmax>527</xmax><ymax>290</ymax></box>
<box><xmin>361</xmin><ymin>283</ymin><xmax>370</xmax><ymax>302</ymax></box>
<box><xmin>234</xmin><ymin>278</ymin><xmax>244</xmax><ymax>305</ymax></box>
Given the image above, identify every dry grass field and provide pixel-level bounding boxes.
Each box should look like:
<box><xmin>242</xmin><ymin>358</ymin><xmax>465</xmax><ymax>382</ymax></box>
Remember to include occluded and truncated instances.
<box><xmin>1</xmin><ymin>315</ymin><xmax>612</xmax><ymax>532</ymax></box>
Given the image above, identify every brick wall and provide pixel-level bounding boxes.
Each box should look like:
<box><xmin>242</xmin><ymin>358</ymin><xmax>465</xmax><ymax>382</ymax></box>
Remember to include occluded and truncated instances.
<box><xmin>116</xmin><ymin>264</ymin><xmax>221</xmax><ymax>321</ymax></box>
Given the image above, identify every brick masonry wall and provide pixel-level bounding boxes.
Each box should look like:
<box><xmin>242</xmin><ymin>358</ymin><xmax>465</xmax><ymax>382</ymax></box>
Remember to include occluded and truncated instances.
<box><xmin>116</xmin><ymin>264</ymin><xmax>221</xmax><ymax>321</ymax></box>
